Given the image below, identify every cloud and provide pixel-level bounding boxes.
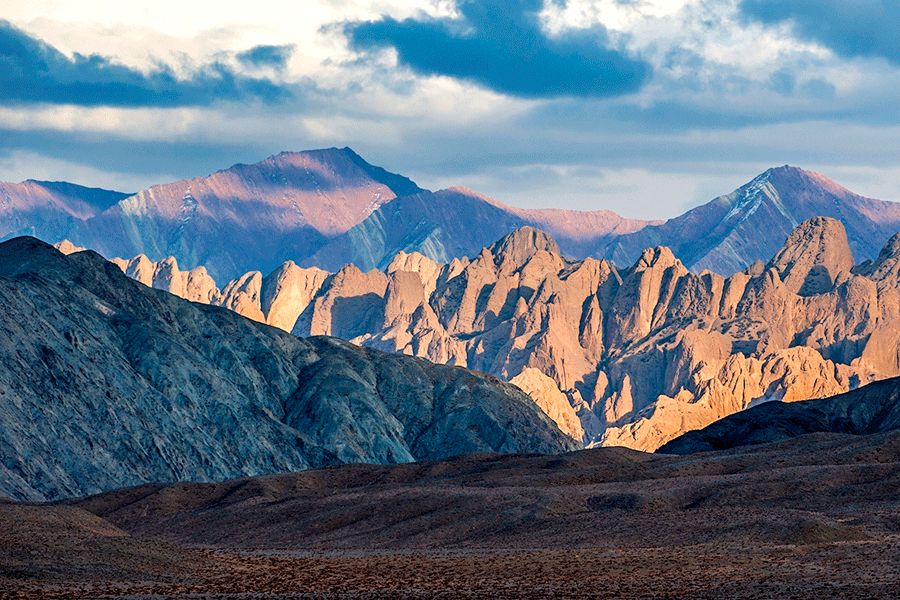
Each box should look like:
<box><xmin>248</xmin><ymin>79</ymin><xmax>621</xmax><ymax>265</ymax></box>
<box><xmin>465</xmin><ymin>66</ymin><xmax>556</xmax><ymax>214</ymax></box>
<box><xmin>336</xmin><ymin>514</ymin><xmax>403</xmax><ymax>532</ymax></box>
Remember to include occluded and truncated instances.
<box><xmin>343</xmin><ymin>0</ymin><xmax>651</xmax><ymax>98</ymax></box>
<box><xmin>740</xmin><ymin>0</ymin><xmax>900</xmax><ymax>65</ymax></box>
<box><xmin>236</xmin><ymin>44</ymin><xmax>295</xmax><ymax>69</ymax></box>
<box><xmin>0</xmin><ymin>20</ymin><xmax>291</xmax><ymax>107</ymax></box>
<box><xmin>1</xmin><ymin>2</ymin><xmax>899</xmax><ymax>219</ymax></box>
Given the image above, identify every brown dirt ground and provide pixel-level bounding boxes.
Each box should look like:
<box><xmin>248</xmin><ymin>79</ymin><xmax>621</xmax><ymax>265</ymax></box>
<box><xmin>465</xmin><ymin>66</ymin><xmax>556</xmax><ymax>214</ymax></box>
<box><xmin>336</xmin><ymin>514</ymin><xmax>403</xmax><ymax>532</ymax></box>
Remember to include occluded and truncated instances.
<box><xmin>2</xmin><ymin>432</ymin><xmax>900</xmax><ymax>599</ymax></box>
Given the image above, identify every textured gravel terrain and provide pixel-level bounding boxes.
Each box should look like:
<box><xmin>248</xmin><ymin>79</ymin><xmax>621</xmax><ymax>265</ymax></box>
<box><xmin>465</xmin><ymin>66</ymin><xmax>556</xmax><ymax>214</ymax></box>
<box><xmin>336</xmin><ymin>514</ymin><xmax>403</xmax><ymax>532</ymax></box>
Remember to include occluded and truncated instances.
<box><xmin>2</xmin><ymin>430</ymin><xmax>899</xmax><ymax>598</ymax></box>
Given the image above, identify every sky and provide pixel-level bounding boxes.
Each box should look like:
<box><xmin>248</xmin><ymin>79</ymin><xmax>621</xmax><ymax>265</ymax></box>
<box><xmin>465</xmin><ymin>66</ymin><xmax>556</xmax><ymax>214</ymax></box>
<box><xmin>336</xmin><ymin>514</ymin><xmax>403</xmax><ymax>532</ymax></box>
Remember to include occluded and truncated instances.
<box><xmin>1</xmin><ymin>0</ymin><xmax>898</xmax><ymax>219</ymax></box>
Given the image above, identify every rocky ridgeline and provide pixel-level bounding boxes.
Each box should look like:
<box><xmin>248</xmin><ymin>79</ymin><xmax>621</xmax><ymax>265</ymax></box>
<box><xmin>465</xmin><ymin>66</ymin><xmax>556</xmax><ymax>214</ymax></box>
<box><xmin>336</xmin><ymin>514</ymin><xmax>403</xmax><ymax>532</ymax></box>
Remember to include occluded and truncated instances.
<box><xmin>85</xmin><ymin>217</ymin><xmax>900</xmax><ymax>451</ymax></box>
<box><xmin>0</xmin><ymin>238</ymin><xmax>575</xmax><ymax>502</ymax></box>
<box><xmin>601</xmin><ymin>166</ymin><xmax>900</xmax><ymax>274</ymax></box>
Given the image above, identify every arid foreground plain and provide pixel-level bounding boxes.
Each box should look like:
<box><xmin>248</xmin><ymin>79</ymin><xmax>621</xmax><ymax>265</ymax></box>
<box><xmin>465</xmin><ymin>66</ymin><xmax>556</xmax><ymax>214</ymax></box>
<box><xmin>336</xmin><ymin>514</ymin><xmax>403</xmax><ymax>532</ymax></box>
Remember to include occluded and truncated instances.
<box><xmin>3</xmin><ymin>419</ymin><xmax>899</xmax><ymax>598</ymax></box>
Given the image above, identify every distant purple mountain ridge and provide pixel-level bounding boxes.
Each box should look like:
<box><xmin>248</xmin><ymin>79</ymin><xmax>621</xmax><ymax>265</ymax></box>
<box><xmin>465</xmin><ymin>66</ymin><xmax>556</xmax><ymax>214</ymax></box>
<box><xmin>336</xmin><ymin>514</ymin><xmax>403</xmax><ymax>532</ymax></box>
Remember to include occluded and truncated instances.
<box><xmin>73</xmin><ymin>148</ymin><xmax>424</xmax><ymax>280</ymax></box>
<box><xmin>2</xmin><ymin>149</ymin><xmax>898</xmax><ymax>279</ymax></box>
<box><xmin>304</xmin><ymin>186</ymin><xmax>656</xmax><ymax>271</ymax></box>
<box><xmin>0</xmin><ymin>179</ymin><xmax>130</xmax><ymax>243</ymax></box>
<box><xmin>598</xmin><ymin>166</ymin><xmax>900</xmax><ymax>274</ymax></box>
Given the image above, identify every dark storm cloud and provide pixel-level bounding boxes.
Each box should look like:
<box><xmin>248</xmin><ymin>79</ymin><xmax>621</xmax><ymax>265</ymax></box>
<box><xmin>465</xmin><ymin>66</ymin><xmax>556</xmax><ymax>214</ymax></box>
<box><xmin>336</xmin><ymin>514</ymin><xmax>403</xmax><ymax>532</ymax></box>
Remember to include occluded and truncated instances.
<box><xmin>740</xmin><ymin>0</ymin><xmax>900</xmax><ymax>65</ymax></box>
<box><xmin>236</xmin><ymin>44</ymin><xmax>295</xmax><ymax>68</ymax></box>
<box><xmin>343</xmin><ymin>0</ymin><xmax>650</xmax><ymax>98</ymax></box>
<box><xmin>0</xmin><ymin>20</ymin><xmax>291</xmax><ymax>106</ymax></box>
<box><xmin>0</xmin><ymin>128</ymin><xmax>271</xmax><ymax>182</ymax></box>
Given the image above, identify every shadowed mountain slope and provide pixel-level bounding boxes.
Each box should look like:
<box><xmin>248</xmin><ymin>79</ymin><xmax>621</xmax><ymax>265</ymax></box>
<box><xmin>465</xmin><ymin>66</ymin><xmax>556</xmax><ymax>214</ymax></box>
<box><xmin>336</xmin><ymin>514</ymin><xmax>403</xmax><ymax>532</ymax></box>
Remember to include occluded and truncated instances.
<box><xmin>0</xmin><ymin>237</ymin><xmax>574</xmax><ymax>502</ymax></box>
<box><xmin>659</xmin><ymin>376</ymin><xmax>900</xmax><ymax>454</ymax></box>
<box><xmin>306</xmin><ymin>186</ymin><xmax>654</xmax><ymax>271</ymax></box>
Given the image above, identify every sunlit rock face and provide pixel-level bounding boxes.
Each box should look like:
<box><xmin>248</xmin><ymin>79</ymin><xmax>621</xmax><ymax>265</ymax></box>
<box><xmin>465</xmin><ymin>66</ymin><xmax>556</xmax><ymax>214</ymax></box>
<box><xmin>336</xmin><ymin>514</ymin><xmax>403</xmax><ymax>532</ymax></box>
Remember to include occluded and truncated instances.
<box><xmin>109</xmin><ymin>218</ymin><xmax>900</xmax><ymax>450</ymax></box>
<box><xmin>658</xmin><ymin>376</ymin><xmax>900</xmax><ymax>454</ymax></box>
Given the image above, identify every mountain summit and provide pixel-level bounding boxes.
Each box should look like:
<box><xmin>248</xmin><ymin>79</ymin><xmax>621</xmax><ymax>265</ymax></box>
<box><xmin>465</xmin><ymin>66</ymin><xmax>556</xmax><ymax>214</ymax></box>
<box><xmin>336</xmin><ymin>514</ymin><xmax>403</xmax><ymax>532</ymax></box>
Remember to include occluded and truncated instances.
<box><xmin>602</xmin><ymin>166</ymin><xmax>900</xmax><ymax>274</ymax></box>
<box><xmin>489</xmin><ymin>226</ymin><xmax>562</xmax><ymax>271</ymax></box>
<box><xmin>769</xmin><ymin>216</ymin><xmax>854</xmax><ymax>295</ymax></box>
<box><xmin>71</xmin><ymin>147</ymin><xmax>423</xmax><ymax>279</ymax></box>
<box><xmin>2</xmin><ymin>148</ymin><xmax>423</xmax><ymax>280</ymax></box>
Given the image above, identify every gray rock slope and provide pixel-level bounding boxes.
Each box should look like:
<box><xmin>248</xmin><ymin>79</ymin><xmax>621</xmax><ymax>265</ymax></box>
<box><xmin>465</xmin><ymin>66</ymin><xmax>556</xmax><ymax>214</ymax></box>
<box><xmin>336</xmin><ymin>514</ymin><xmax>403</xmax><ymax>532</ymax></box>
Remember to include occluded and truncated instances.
<box><xmin>659</xmin><ymin>376</ymin><xmax>900</xmax><ymax>454</ymax></box>
<box><xmin>0</xmin><ymin>237</ymin><xmax>575</xmax><ymax>502</ymax></box>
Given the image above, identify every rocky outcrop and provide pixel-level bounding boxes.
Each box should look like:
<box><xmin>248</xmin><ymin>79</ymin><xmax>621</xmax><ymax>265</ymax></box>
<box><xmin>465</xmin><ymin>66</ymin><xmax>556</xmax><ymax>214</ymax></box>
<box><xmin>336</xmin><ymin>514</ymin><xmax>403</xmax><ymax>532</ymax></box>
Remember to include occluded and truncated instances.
<box><xmin>110</xmin><ymin>254</ymin><xmax>220</xmax><ymax>304</ymax></box>
<box><xmin>769</xmin><ymin>216</ymin><xmax>855</xmax><ymax>295</ymax></box>
<box><xmin>597</xmin><ymin>217</ymin><xmax>899</xmax><ymax>449</ymax></box>
<box><xmin>509</xmin><ymin>368</ymin><xmax>584</xmax><ymax>441</ymax></box>
<box><xmin>54</xmin><ymin>240</ymin><xmax>87</xmax><ymax>255</ymax></box>
<box><xmin>658</xmin><ymin>376</ymin><xmax>900</xmax><ymax>454</ymax></box>
<box><xmin>104</xmin><ymin>218</ymin><xmax>900</xmax><ymax>450</ymax></box>
<box><xmin>104</xmin><ymin>253</ymin><xmax>328</xmax><ymax>331</ymax></box>
<box><xmin>0</xmin><ymin>237</ymin><xmax>575</xmax><ymax>502</ymax></box>
<box><xmin>262</xmin><ymin>262</ymin><xmax>330</xmax><ymax>331</ymax></box>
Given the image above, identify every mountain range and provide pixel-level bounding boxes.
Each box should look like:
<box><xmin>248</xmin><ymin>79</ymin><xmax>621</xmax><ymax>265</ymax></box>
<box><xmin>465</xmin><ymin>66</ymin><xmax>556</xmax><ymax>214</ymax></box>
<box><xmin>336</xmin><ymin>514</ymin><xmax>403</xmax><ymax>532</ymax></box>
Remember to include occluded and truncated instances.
<box><xmin>87</xmin><ymin>216</ymin><xmax>900</xmax><ymax>451</ymax></box>
<box><xmin>600</xmin><ymin>166</ymin><xmax>900</xmax><ymax>274</ymax></box>
<box><xmin>3</xmin><ymin>147</ymin><xmax>900</xmax><ymax>480</ymax></box>
<box><xmin>0</xmin><ymin>237</ymin><xmax>573</xmax><ymax>502</ymax></box>
<box><xmin>4</xmin><ymin>149</ymin><xmax>899</xmax><ymax>279</ymax></box>
<box><xmin>2</xmin><ymin>148</ymin><xmax>900</xmax><ymax>597</ymax></box>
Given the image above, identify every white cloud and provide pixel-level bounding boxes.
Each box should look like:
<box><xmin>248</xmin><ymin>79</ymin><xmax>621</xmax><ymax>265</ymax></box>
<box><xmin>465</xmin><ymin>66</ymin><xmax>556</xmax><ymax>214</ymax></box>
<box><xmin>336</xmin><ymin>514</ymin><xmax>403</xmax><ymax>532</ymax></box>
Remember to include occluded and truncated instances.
<box><xmin>3</xmin><ymin>1</ymin><xmax>439</xmax><ymax>74</ymax></box>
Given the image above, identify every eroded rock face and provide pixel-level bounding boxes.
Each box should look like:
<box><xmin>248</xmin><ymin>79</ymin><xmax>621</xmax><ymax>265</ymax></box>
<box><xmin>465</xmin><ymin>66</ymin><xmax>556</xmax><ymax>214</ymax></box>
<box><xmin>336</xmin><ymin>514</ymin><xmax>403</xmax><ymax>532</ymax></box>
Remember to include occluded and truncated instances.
<box><xmin>105</xmin><ymin>254</ymin><xmax>328</xmax><ymax>331</ymax></box>
<box><xmin>509</xmin><ymin>369</ymin><xmax>584</xmax><ymax>441</ymax></box>
<box><xmin>108</xmin><ymin>219</ymin><xmax>900</xmax><ymax>451</ymax></box>
<box><xmin>769</xmin><ymin>216</ymin><xmax>855</xmax><ymax>295</ymax></box>
<box><xmin>658</xmin><ymin>376</ymin><xmax>900</xmax><ymax>454</ymax></box>
<box><xmin>0</xmin><ymin>237</ymin><xmax>575</xmax><ymax>502</ymax></box>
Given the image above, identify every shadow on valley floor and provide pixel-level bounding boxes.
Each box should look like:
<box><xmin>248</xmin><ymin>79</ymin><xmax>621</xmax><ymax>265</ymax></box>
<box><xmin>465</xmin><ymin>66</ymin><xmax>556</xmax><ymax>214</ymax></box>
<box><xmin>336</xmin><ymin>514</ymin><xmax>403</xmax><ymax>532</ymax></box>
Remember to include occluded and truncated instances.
<box><xmin>2</xmin><ymin>430</ymin><xmax>900</xmax><ymax>599</ymax></box>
